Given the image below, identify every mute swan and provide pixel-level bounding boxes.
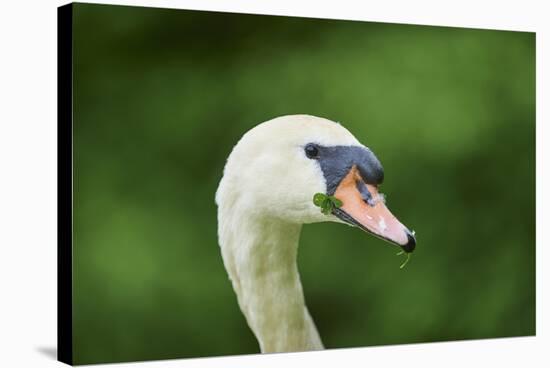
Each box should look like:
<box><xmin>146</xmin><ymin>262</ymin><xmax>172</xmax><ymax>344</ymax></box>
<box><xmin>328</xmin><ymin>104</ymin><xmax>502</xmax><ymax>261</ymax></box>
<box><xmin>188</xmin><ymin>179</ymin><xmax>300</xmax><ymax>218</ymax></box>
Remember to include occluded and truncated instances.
<box><xmin>216</xmin><ymin>115</ymin><xmax>416</xmax><ymax>353</ymax></box>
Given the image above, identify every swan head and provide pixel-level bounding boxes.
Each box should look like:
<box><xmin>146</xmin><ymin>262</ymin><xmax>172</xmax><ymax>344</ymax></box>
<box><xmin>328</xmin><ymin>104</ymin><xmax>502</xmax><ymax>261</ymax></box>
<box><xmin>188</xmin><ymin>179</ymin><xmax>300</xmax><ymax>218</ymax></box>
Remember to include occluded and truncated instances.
<box><xmin>216</xmin><ymin>114</ymin><xmax>416</xmax><ymax>252</ymax></box>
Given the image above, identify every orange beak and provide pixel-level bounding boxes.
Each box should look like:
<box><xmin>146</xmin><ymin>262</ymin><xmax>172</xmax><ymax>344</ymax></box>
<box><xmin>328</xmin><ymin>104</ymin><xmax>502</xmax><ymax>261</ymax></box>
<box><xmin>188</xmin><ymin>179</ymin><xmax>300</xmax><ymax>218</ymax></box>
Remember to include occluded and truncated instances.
<box><xmin>333</xmin><ymin>166</ymin><xmax>416</xmax><ymax>252</ymax></box>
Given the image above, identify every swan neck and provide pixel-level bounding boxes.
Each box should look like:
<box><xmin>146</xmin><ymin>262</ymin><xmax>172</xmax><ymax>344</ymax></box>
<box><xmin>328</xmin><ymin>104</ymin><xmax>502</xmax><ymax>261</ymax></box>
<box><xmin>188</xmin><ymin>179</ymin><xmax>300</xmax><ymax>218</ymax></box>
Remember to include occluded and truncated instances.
<box><xmin>219</xmin><ymin>215</ymin><xmax>323</xmax><ymax>352</ymax></box>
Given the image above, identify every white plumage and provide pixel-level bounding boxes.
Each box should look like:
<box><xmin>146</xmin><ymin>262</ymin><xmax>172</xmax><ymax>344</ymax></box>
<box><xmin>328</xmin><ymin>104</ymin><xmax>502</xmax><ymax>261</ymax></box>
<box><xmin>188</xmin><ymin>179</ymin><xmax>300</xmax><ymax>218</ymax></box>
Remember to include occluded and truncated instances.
<box><xmin>215</xmin><ymin>114</ymin><xmax>412</xmax><ymax>352</ymax></box>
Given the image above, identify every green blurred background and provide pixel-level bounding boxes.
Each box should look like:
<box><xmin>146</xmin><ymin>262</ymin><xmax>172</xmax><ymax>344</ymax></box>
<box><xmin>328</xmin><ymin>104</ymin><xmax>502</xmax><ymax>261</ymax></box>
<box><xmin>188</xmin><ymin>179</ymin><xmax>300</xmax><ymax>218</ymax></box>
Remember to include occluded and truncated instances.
<box><xmin>71</xmin><ymin>3</ymin><xmax>535</xmax><ymax>365</ymax></box>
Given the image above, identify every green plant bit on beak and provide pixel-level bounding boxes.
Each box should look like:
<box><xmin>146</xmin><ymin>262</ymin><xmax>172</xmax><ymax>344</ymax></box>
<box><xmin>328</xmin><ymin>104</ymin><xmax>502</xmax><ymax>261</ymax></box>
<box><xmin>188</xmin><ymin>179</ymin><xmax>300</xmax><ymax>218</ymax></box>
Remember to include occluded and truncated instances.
<box><xmin>314</xmin><ymin>192</ymin><xmax>413</xmax><ymax>269</ymax></box>
<box><xmin>313</xmin><ymin>193</ymin><xmax>343</xmax><ymax>215</ymax></box>
<box><xmin>396</xmin><ymin>250</ymin><xmax>412</xmax><ymax>269</ymax></box>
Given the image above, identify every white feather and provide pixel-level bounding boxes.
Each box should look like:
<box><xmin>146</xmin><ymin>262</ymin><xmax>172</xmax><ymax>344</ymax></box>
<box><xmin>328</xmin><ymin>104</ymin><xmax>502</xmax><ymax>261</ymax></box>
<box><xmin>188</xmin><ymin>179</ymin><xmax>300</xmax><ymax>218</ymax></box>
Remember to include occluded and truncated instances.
<box><xmin>216</xmin><ymin>115</ymin><xmax>365</xmax><ymax>352</ymax></box>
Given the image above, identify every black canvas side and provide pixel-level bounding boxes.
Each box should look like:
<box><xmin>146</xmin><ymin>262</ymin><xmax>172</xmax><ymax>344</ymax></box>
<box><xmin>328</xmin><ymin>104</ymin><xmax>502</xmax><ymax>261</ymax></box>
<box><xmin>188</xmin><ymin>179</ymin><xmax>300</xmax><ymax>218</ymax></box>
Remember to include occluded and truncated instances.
<box><xmin>58</xmin><ymin>3</ymin><xmax>74</xmax><ymax>366</ymax></box>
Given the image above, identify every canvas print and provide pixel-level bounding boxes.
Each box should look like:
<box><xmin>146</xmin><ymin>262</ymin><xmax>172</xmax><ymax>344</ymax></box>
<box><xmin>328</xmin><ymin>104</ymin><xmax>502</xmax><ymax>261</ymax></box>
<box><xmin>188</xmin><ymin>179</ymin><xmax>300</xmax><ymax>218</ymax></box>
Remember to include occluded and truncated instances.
<box><xmin>58</xmin><ymin>2</ymin><xmax>535</xmax><ymax>365</ymax></box>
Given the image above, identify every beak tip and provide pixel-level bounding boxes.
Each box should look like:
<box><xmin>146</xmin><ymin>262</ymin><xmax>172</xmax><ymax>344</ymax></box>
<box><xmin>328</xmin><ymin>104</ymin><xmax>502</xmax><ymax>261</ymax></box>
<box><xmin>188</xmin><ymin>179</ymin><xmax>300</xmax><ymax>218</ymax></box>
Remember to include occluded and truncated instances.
<box><xmin>401</xmin><ymin>230</ymin><xmax>416</xmax><ymax>253</ymax></box>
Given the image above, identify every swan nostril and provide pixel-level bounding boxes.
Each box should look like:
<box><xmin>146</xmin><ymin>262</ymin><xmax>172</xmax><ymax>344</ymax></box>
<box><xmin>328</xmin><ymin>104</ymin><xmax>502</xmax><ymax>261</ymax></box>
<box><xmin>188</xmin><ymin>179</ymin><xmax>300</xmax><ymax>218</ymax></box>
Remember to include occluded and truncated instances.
<box><xmin>402</xmin><ymin>230</ymin><xmax>416</xmax><ymax>253</ymax></box>
<box><xmin>356</xmin><ymin>180</ymin><xmax>375</xmax><ymax>206</ymax></box>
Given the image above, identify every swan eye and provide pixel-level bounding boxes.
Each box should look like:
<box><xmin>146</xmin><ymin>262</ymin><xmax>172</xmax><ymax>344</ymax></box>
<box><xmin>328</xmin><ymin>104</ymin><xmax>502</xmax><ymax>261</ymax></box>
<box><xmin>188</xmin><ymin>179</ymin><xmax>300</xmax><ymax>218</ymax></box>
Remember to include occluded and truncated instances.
<box><xmin>304</xmin><ymin>144</ymin><xmax>319</xmax><ymax>159</ymax></box>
